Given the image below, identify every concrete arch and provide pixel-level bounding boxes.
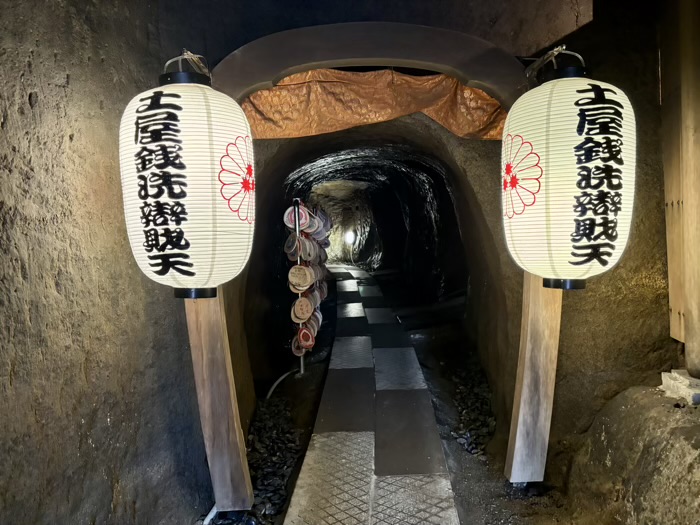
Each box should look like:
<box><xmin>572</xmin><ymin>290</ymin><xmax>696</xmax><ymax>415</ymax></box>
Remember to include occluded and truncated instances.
<box><xmin>212</xmin><ymin>22</ymin><xmax>527</xmax><ymax>108</ymax></box>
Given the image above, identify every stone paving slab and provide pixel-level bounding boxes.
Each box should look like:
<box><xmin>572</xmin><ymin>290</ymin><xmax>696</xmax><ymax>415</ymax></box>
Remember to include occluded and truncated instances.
<box><xmin>365</xmin><ymin>308</ymin><xmax>396</xmax><ymax>324</ymax></box>
<box><xmin>284</xmin><ymin>432</ymin><xmax>374</xmax><ymax>525</ymax></box>
<box><xmin>330</xmin><ymin>336</ymin><xmax>373</xmax><ymax>369</ymax></box>
<box><xmin>373</xmin><ymin>348</ymin><xmax>427</xmax><ymax>390</ymax></box>
<box><xmin>337</xmin><ymin>291</ymin><xmax>363</xmax><ymax>305</ymax></box>
<box><xmin>375</xmin><ymin>389</ymin><xmax>447</xmax><ymax>476</ymax></box>
<box><xmin>358</xmin><ymin>285</ymin><xmax>383</xmax><ymax>297</ymax></box>
<box><xmin>332</xmin><ymin>271</ymin><xmax>355</xmax><ymax>281</ymax></box>
<box><xmin>338</xmin><ymin>279</ymin><xmax>359</xmax><ymax>292</ymax></box>
<box><xmin>349</xmin><ymin>269</ymin><xmax>372</xmax><ymax>279</ymax></box>
<box><xmin>369</xmin><ymin>324</ymin><xmax>412</xmax><ymax>347</ymax></box>
<box><xmin>315</xmin><ymin>368</ymin><xmax>375</xmax><ymax>433</ymax></box>
<box><xmin>337</xmin><ymin>317</ymin><xmax>371</xmax><ymax>337</ymax></box>
<box><xmin>370</xmin><ymin>474</ymin><xmax>460</xmax><ymax>525</ymax></box>
<box><xmin>359</xmin><ymin>296</ymin><xmax>390</xmax><ymax>309</ymax></box>
<box><xmin>287</xmin><ymin>266</ymin><xmax>457</xmax><ymax>525</ymax></box>
<box><xmin>338</xmin><ymin>302</ymin><xmax>365</xmax><ymax>318</ymax></box>
<box><xmin>369</xmin><ymin>268</ymin><xmax>400</xmax><ymax>277</ymax></box>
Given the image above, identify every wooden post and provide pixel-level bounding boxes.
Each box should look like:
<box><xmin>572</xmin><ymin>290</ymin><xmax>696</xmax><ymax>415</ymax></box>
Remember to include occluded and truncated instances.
<box><xmin>185</xmin><ymin>293</ymin><xmax>253</xmax><ymax>510</ymax></box>
<box><xmin>222</xmin><ymin>274</ymin><xmax>257</xmax><ymax>436</ymax></box>
<box><xmin>662</xmin><ymin>0</ymin><xmax>700</xmax><ymax>374</ymax></box>
<box><xmin>678</xmin><ymin>0</ymin><xmax>700</xmax><ymax>377</ymax></box>
<box><xmin>660</xmin><ymin>0</ymin><xmax>685</xmax><ymax>343</ymax></box>
<box><xmin>505</xmin><ymin>272</ymin><xmax>563</xmax><ymax>483</ymax></box>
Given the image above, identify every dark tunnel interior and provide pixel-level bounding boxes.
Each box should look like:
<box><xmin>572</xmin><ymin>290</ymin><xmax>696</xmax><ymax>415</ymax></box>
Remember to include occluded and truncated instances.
<box><xmin>246</xmin><ymin>142</ymin><xmax>473</xmax><ymax>383</ymax></box>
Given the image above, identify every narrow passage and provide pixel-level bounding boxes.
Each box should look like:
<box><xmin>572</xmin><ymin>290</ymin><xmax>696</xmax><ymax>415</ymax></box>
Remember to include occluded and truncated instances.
<box><xmin>284</xmin><ymin>265</ymin><xmax>460</xmax><ymax>525</ymax></box>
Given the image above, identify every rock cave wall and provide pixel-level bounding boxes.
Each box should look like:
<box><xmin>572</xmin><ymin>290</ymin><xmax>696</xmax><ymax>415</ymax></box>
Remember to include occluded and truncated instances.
<box><xmin>0</xmin><ymin>2</ymin><xmax>219</xmax><ymax>524</ymax></box>
<box><xmin>0</xmin><ymin>0</ymin><xmax>665</xmax><ymax>523</ymax></box>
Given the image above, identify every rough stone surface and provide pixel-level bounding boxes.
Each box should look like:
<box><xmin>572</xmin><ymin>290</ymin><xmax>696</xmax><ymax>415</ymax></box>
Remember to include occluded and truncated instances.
<box><xmin>203</xmin><ymin>0</ymin><xmax>590</xmax><ymax>59</ymax></box>
<box><xmin>0</xmin><ymin>0</ymin><xmax>666</xmax><ymax>523</ymax></box>
<box><xmin>0</xmin><ymin>2</ymin><xmax>218</xmax><ymax>524</ymax></box>
<box><xmin>546</xmin><ymin>2</ymin><xmax>678</xmax><ymax>444</ymax></box>
<box><xmin>568</xmin><ymin>387</ymin><xmax>700</xmax><ymax>525</ymax></box>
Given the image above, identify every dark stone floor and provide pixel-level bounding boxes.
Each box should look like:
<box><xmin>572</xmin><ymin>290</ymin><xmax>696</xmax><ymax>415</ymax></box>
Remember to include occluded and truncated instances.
<box><xmin>209</xmin><ymin>265</ymin><xmax>576</xmax><ymax>525</ymax></box>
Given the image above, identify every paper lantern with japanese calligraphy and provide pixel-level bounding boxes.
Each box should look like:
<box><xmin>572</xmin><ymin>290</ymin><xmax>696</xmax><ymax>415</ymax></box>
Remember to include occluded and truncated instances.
<box><xmin>119</xmin><ymin>71</ymin><xmax>255</xmax><ymax>298</ymax></box>
<box><xmin>501</xmin><ymin>77</ymin><xmax>636</xmax><ymax>289</ymax></box>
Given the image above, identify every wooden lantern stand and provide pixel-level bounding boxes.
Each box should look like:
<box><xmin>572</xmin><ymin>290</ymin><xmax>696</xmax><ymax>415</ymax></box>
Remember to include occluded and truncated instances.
<box><xmin>505</xmin><ymin>272</ymin><xmax>563</xmax><ymax>483</ymax></box>
<box><xmin>184</xmin><ymin>292</ymin><xmax>253</xmax><ymax>515</ymax></box>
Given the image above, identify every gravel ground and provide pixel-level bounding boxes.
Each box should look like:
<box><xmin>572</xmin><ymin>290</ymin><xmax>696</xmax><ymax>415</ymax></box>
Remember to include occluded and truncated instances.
<box><xmin>204</xmin><ymin>398</ymin><xmax>303</xmax><ymax>525</ymax></box>
<box><xmin>410</xmin><ymin>322</ymin><xmax>571</xmax><ymax>525</ymax></box>
<box><xmin>203</xmin><ymin>359</ymin><xmax>328</xmax><ymax>525</ymax></box>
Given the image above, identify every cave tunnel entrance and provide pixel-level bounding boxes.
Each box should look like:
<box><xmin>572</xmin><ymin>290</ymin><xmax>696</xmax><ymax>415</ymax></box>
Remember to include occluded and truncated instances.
<box><xmin>212</xmin><ymin>21</ymin><xmax>527</xmax><ymax>523</ymax></box>
<box><xmin>239</xmin><ymin>119</ymin><xmax>505</xmax><ymax>524</ymax></box>
<box><xmin>248</xmin><ymin>139</ymin><xmax>477</xmax><ymax>380</ymax></box>
<box><xmin>212</xmin><ymin>21</ymin><xmax>526</xmax><ymax>397</ymax></box>
<box><xmin>242</xmin><ymin>115</ymin><xmax>508</xmax><ymax>392</ymax></box>
<box><xmin>286</xmin><ymin>145</ymin><xmax>468</xmax><ymax>309</ymax></box>
<box><xmin>231</xmin><ymin>69</ymin><xmax>523</xmax><ymax>525</ymax></box>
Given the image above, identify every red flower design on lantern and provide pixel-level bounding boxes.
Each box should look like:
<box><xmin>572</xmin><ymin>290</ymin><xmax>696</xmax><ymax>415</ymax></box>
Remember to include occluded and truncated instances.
<box><xmin>219</xmin><ymin>136</ymin><xmax>255</xmax><ymax>223</ymax></box>
<box><xmin>502</xmin><ymin>134</ymin><xmax>543</xmax><ymax>219</ymax></box>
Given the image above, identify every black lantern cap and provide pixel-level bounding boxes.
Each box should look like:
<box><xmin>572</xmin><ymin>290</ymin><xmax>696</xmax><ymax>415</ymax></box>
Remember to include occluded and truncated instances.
<box><xmin>159</xmin><ymin>50</ymin><xmax>212</xmax><ymax>87</ymax></box>
<box><xmin>174</xmin><ymin>288</ymin><xmax>217</xmax><ymax>299</ymax></box>
<box><xmin>525</xmin><ymin>45</ymin><xmax>589</xmax><ymax>84</ymax></box>
<box><xmin>159</xmin><ymin>71</ymin><xmax>211</xmax><ymax>86</ymax></box>
<box><xmin>554</xmin><ymin>65</ymin><xmax>588</xmax><ymax>79</ymax></box>
<box><xmin>543</xmin><ymin>278</ymin><xmax>586</xmax><ymax>290</ymax></box>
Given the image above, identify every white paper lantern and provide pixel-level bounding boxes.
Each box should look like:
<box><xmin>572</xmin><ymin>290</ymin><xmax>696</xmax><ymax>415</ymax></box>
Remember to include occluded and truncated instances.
<box><xmin>501</xmin><ymin>77</ymin><xmax>636</xmax><ymax>289</ymax></box>
<box><xmin>119</xmin><ymin>73</ymin><xmax>255</xmax><ymax>297</ymax></box>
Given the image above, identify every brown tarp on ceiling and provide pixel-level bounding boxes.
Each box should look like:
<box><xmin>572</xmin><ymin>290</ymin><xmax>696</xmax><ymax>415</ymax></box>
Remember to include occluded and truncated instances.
<box><xmin>241</xmin><ymin>69</ymin><xmax>506</xmax><ymax>140</ymax></box>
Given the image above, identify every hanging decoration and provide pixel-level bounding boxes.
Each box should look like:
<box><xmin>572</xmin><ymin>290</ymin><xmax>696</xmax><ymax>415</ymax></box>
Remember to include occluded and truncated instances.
<box><xmin>283</xmin><ymin>199</ymin><xmax>332</xmax><ymax>369</ymax></box>
<box><xmin>501</xmin><ymin>47</ymin><xmax>636</xmax><ymax>289</ymax></box>
<box><xmin>119</xmin><ymin>51</ymin><xmax>255</xmax><ymax>298</ymax></box>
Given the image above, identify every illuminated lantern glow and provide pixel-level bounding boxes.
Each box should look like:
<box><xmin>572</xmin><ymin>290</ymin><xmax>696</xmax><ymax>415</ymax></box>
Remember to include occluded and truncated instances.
<box><xmin>501</xmin><ymin>76</ymin><xmax>636</xmax><ymax>289</ymax></box>
<box><xmin>119</xmin><ymin>67</ymin><xmax>255</xmax><ymax>298</ymax></box>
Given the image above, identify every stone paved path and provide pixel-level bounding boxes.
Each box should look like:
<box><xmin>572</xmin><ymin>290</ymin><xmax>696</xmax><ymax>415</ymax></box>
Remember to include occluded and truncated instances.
<box><xmin>284</xmin><ymin>265</ymin><xmax>460</xmax><ymax>525</ymax></box>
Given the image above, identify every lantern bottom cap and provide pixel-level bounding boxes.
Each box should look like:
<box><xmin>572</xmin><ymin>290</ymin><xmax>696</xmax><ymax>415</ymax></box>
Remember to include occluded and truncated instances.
<box><xmin>174</xmin><ymin>287</ymin><xmax>217</xmax><ymax>299</ymax></box>
<box><xmin>543</xmin><ymin>278</ymin><xmax>586</xmax><ymax>290</ymax></box>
